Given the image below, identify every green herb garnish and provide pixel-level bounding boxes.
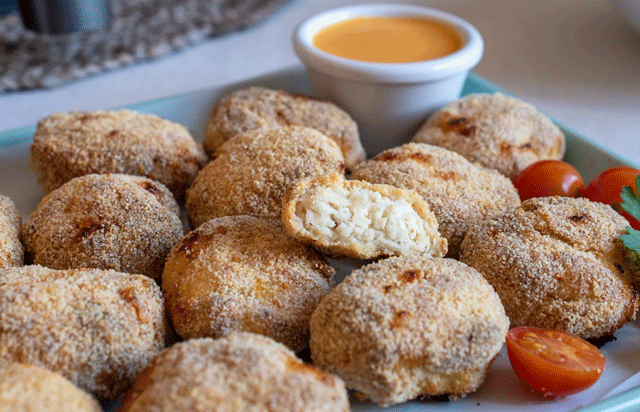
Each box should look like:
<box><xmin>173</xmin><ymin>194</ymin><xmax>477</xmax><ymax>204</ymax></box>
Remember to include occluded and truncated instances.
<box><xmin>620</xmin><ymin>174</ymin><xmax>640</xmax><ymax>278</ymax></box>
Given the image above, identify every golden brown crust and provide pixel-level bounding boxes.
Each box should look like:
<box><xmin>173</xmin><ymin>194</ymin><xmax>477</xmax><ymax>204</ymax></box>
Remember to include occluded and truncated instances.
<box><xmin>119</xmin><ymin>333</ymin><xmax>350</xmax><ymax>412</ymax></box>
<box><xmin>352</xmin><ymin>143</ymin><xmax>521</xmax><ymax>257</ymax></box>
<box><xmin>21</xmin><ymin>174</ymin><xmax>184</xmax><ymax>281</ymax></box>
<box><xmin>0</xmin><ymin>362</ymin><xmax>102</xmax><ymax>412</ymax></box>
<box><xmin>411</xmin><ymin>93</ymin><xmax>565</xmax><ymax>177</ymax></box>
<box><xmin>30</xmin><ymin>110</ymin><xmax>207</xmax><ymax>198</ymax></box>
<box><xmin>459</xmin><ymin>196</ymin><xmax>638</xmax><ymax>339</ymax></box>
<box><xmin>0</xmin><ymin>196</ymin><xmax>23</xmax><ymax>268</ymax></box>
<box><xmin>281</xmin><ymin>172</ymin><xmax>448</xmax><ymax>259</ymax></box>
<box><xmin>0</xmin><ymin>265</ymin><xmax>167</xmax><ymax>400</ymax></box>
<box><xmin>186</xmin><ymin>125</ymin><xmax>345</xmax><ymax>228</ymax></box>
<box><xmin>162</xmin><ymin>215</ymin><xmax>335</xmax><ymax>352</ymax></box>
<box><xmin>204</xmin><ymin>86</ymin><xmax>365</xmax><ymax>170</ymax></box>
<box><xmin>310</xmin><ymin>255</ymin><xmax>509</xmax><ymax>407</ymax></box>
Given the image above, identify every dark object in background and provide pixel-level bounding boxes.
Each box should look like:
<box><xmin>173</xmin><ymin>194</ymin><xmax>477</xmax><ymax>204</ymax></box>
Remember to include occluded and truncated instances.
<box><xmin>17</xmin><ymin>0</ymin><xmax>111</xmax><ymax>34</ymax></box>
<box><xmin>0</xmin><ymin>0</ymin><xmax>17</xmax><ymax>15</ymax></box>
<box><xmin>0</xmin><ymin>0</ymin><xmax>293</xmax><ymax>92</ymax></box>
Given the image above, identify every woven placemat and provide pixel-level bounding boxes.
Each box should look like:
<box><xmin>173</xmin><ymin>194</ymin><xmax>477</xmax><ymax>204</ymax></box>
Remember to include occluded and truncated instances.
<box><xmin>0</xmin><ymin>0</ymin><xmax>291</xmax><ymax>93</ymax></box>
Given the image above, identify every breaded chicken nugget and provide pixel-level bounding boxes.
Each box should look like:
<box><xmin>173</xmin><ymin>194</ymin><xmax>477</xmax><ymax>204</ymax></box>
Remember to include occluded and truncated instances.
<box><xmin>281</xmin><ymin>172</ymin><xmax>447</xmax><ymax>260</ymax></box>
<box><xmin>351</xmin><ymin>143</ymin><xmax>520</xmax><ymax>257</ymax></box>
<box><xmin>186</xmin><ymin>125</ymin><xmax>344</xmax><ymax>227</ymax></box>
<box><xmin>30</xmin><ymin>110</ymin><xmax>207</xmax><ymax>198</ymax></box>
<box><xmin>204</xmin><ymin>86</ymin><xmax>365</xmax><ymax>170</ymax></box>
<box><xmin>0</xmin><ymin>265</ymin><xmax>167</xmax><ymax>400</ymax></box>
<box><xmin>310</xmin><ymin>255</ymin><xmax>508</xmax><ymax>406</ymax></box>
<box><xmin>0</xmin><ymin>362</ymin><xmax>101</xmax><ymax>412</ymax></box>
<box><xmin>162</xmin><ymin>215</ymin><xmax>335</xmax><ymax>352</ymax></box>
<box><xmin>0</xmin><ymin>196</ymin><xmax>22</xmax><ymax>268</ymax></box>
<box><xmin>412</xmin><ymin>93</ymin><xmax>565</xmax><ymax>177</ymax></box>
<box><xmin>459</xmin><ymin>196</ymin><xmax>637</xmax><ymax>339</ymax></box>
<box><xmin>21</xmin><ymin>174</ymin><xmax>184</xmax><ymax>281</ymax></box>
<box><xmin>119</xmin><ymin>333</ymin><xmax>349</xmax><ymax>412</ymax></box>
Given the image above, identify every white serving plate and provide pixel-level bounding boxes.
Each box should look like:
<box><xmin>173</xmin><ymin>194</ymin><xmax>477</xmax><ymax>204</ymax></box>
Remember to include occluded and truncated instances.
<box><xmin>0</xmin><ymin>67</ymin><xmax>639</xmax><ymax>412</ymax></box>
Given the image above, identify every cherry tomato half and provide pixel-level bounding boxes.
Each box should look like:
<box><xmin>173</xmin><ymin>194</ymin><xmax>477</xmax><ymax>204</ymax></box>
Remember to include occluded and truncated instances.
<box><xmin>582</xmin><ymin>167</ymin><xmax>640</xmax><ymax>230</ymax></box>
<box><xmin>512</xmin><ymin>160</ymin><xmax>584</xmax><ymax>201</ymax></box>
<box><xmin>506</xmin><ymin>327</ymin><xmax>605</xmax><ymax>397</ymax></box>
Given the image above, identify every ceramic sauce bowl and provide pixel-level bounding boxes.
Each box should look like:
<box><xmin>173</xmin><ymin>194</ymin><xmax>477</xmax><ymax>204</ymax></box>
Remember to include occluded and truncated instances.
<box><xmin>293</xmin><ymin>4</ymin><xmax>483</xmax><ymax>155</ymax></box>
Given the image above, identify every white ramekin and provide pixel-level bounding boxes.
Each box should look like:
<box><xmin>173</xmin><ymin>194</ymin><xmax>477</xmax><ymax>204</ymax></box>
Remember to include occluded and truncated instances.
<box><xmin>292</xmin><ymin>4</ymin><xmax>484</xmax><ymax>155</ymax></box>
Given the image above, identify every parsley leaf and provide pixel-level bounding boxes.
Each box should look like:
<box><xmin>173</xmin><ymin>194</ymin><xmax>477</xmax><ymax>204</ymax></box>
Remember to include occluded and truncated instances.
<box><xmin>620</xmin><ymin>174</ymin><xmax>640</xmax><ymax>256</ymax></box>
<box><xmin>621</xmin><ymin>174</ymin><xmax>640</xmax><ymax>222</ymax></box>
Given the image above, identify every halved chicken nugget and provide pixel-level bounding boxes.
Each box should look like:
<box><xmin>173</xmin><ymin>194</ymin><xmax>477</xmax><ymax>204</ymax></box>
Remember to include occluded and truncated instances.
<box><xmin>281</xmin><ymin>172</ymin><xmax>447</xmax><ymax>260</ymax></box>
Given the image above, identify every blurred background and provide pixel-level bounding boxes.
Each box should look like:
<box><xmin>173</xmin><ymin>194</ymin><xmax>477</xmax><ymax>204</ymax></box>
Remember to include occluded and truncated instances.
<box><xmin>0</xmin><ymin>0</ymin><xmax>639</xmax><ymax>166</ymax></box>
<box><xmin>0</xmin><ymin>0</ymin><xmax>16</xmax><ymax>14</ymax></box>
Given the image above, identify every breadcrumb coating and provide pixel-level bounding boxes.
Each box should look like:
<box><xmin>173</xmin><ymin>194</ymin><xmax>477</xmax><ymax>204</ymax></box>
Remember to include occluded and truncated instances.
<box><xmin>0</xmin><ymin>362</ymin><xmax>102</xmax><ymax>412</ymax></box>
<box><xmin>412</xmin><ymin>93</ymin><xmax>565</xmax><ymax>177</ymax></box>
<box><xmin>352</xmin><ymin>143</ymin><xmax>520</xmax><ymax>257</ymax></box>
<box><xmin>204</xmin><ymin>86</ymin><xmax>365</xmax><ymax>170</ymax></box>
<box><xmin>162</xmin><ymin>215</ymin><xmax>335</xmax><ymax>352</ymax></box>
<box><xmin>119</xmin><ymin>333</ymin><xmax>349</xmax><ymax>412</ymax></box>
<box><xmin>0</xmin><ymin>265</ymin><xmax>167</xmax><ymax>400</ymax></box>
<box><xmin>30</xmin><ymin>110</ymin><xmax>207</xmax><ymax>198</ymax></box>
<box><xmin>281</xmin><ymin>172</ymin><xmax>447</xmax><ymax>259</ymax></box>
<box><xmin>310</xmin><ymin>255</ymin><xmax>509</xmax><ymax>407</ymax></box>
<box><xmin>21</xmin><ymin>174</ymin><xmax>184</xmax><ymax>281</ymax></box>
<box><xmin>460</xmin><ymin>196</ymin><xmax>638</xmax><ymax>339</ymax></box>
<box><xmin>0</xmin><ymin>196</ymin><xmax>23</xmax><ymax>268</ymax></box>
<box><xmin>186</xmin><ymin>125</ymin><xmax>345</xmax><ymax>227</ymax></box>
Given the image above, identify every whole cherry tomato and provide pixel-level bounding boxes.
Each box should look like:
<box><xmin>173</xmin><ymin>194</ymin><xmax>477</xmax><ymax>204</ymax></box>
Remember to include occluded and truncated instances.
<box><xmin>582</xmin><ymin>167</ymin><xmax>640</xmax><ymax>230</ymax></box>
<box><xmin>506</xmin><ymin>327</ymin><xmax>605</xmax><ymax>397</ymax></box>
<box><xmin>512</xmin><ymin>160</ymin><xmax>584</xmax><ymax>201</ymax></box>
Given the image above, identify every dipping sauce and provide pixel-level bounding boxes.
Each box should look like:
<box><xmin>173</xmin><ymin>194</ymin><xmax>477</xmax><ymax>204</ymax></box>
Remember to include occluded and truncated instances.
<box><xmin>312</xmin><ymin>16</ymin><xmax>463</xmax><ymax>63</ymax></box>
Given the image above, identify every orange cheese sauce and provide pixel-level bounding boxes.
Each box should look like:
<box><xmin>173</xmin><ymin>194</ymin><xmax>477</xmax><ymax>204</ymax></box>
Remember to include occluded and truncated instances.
<box><xmin>312</xmin><ymin>17</ymin><xmax>463</xmax><ymax>63</ymax></box>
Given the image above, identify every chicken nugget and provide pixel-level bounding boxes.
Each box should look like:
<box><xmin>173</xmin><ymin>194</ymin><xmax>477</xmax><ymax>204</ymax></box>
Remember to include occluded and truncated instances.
<box><xmin>412</xmin><ymin>93</ymin><xmax>565</xmax><ymax>177</ymax></box>
<box><xmin>460</xmin><ymin>196</ymin><xmax>637</xmax><ymax>339</ymax></box>
<box><xmin>0</xmin><ymin>196</ymin><xmax>22</xmax><ymax>268</ymax></box>
<box><xmin>0</xmin><ymin>265</ymin><xmax>167</xmax><ymax>400</ymax></box>
<box><xmin>310</xmin><ymin>255</ymin><xmax>508</xmax><ymax>406</ymax></box>
<box><xmin>119</xmin><ymin>333</ymin><xmax>349</xmax><ymax>412</ymax></box>
<box><xmin>204</xmin><ymin>86</ymin><xmax>364</xmax><ymax>170</ymax></box>
<box><xmin>21</xmin><ymin>174</ymin><xmax>184</xmax><ymax>281</ymax></box>
<box><xmin>30</xmin><ymin>110</ymin><xmax>207</xmax><ymax>198</ymax></box>
<box><xmin>186</xmin><ymin>125</ymin><xmax>344</xmax><ymax>227</ymax></box>
<box><xmin>0</xmin><ymin>362</ymin><xmax>101</xmax><ymax>412</ymax></box>
<box><xmin>162</xmin><ymin>215</ymin><xmax>335</xmax><ymax>352</ymax></box>
<box><xmin>351</xmin><ymin>143</ymin><xmax>520</xmax><ymax>257</ymax></box>
<box><xmin>281</xmin><ymin>172</ymin><xmax>447</xmax><ymax>259</ymax></box>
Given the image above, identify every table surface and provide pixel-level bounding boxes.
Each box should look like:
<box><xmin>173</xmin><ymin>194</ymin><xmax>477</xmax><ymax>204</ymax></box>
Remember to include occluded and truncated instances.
<box><xmin>0</xmin><ymin>0</ymin><xmax>638</xmax><ymax>168</ymax></box>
